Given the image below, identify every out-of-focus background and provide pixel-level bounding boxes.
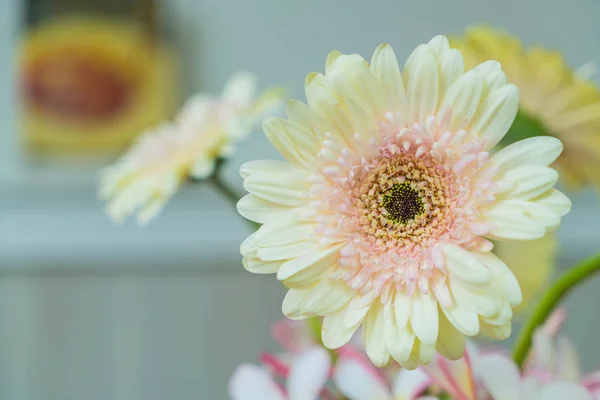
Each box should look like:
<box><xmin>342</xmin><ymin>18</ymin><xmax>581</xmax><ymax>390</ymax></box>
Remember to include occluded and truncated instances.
<box><xmin>1</xmin><ymin>0</ymin><xmax>600</xmax><ymax>399</ymax></box>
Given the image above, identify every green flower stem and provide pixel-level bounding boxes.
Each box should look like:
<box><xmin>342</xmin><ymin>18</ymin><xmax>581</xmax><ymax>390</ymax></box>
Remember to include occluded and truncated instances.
<box><xmin>512</xmin><ymin>252</ymin><xmax>600</xmax><ymax>368</ymax></box>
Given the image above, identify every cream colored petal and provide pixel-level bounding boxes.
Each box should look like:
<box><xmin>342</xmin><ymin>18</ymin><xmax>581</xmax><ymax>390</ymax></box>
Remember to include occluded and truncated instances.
<box><xmin>475</xmin><ymin>252</ymin><xmax>522</xmax><ymax>307</ymax></box>
<box><xmin>489</xmin><ymin>136</ymin><xmax>563</xmax><ymax>172</ymax></box>
<box><xmin>483</xmin><ymin>201</ymin><xmax>546</xmax><ymax>240</ymax></box>
<box><xmin>236</xmin><ymin>194</ymin><xmax>293</xmax><ymax>224</ymax></box>
<box><xmin>407</xmin><ymin>340</ymin><xmax>436</xmax><ymax>367</ymax></box>
<box><xmin>363</xmin><ymin>302</ymin><xmax>391</xmax><ymax>367</ymax></box>
<box><xmin>438</xmin><ymin>70</ymin><xmax>483</xmax><ymax>131</ymax></box>
<box><xmin>370</xmin><ymin>43</ymin><xmax>406</xmax><ymax>117</ymax></box>
<box><xmin>343</xmin><ymin>294</ymin><xmax>373</xmax><ymax>329</ymax></box>
<box><xmin>428</xmin><ymin>36</ymin><xmax>464</xmax><ymax>98</ymax></box>
<box><xmin>189</xmin><ymin>156</ymin><xmax>216</xmax><ymax>179</ymax></box>
<box><xmin>243</xmin><ymin>170</ymin><xmax>311</xmax><ymax>206</ymax></box>
<box><xmin>322</xmin><ymin>307</ymin><xmax>359</xmax><ymax>349</ymax></box>
<box><xmin>302</xmin><ymin>279</ymin><xmax>354</xmax><ymax>316</ymax></box>
<box><xmin>276</xmin><ymin>245</ymin><xmax>339</xmax><ymax>286</ymax></box>
<box><xmin>468</xmin><ymin>84</ymin><xmax>518</xmax><ymax>148</ymax></box>
<box><xmin>533</xmin><ymin>189</ymin><xmax>572</xmax><ymax>217</ymax></box>
<box><xmin>442</xmin><ymin>244</ymin><xmax>493</xmax><ymax>285</ymax></box>
<box><xmin>257</xmin><ymin>241</ymin><xmax>321</xmax><ymax>262</ymax></box>
<box><xmin>262</xmin><ymin>117</ymin><xmax>319</xmax><ymax>168</ymax></box>
<box><xmin>442</xmin><ymin>304</ymin><xmax>480</xmax><ymax>336</ymax></box>
<box><xmin>384</xmin><ymin>301</ymin><xmax>416</xmax><ymax>363</ymax></box>
<box><xmin>394</xmin><ymin>290</ymin><xmax>411</xmax><ymax>328</ymax></box>
<box><xmin>305</xmin><ymin>72</ymin><xmax>337</xmax><ymax>108</ymax></box>
<box><xmin>436</xmin><ymin>311</ymin><xmax>466</xmax><ymax>361</ymax></box>
<box><xmin>258</xmin><ymin>220</ymin><xmax>314</xmax><ymax>247</ymax></box>
<box><xmin>240</xmin><ymin>160</ymin><xmax>303</xmax><ymax>179</ymax></box>
<box><xmin>480</xmin><ymin>321</ymin><xmax>512</xmax><ymax>340</ymax></box>
<box><xmin>410</xmin><ymin>292</ymin><xmax>439</xmax><ymax>344</ymax></box>
<box><xmin>243</xmin><ymin>257</ymin><xmax>281</xmax><ymax>274</ymax></box>
<box><xmin>404</xmin><ymin>49</ymin><xmax>440</xmax><ymax>125</ymax></box>
<box><xmin>472</xmin><ymin>60</ymin><xmax>507</xmax><ymax>94</ymax></box>
<box><xmin>282</xmin><ymin>289</ymin><xmax>311</xmax><ymax>319</ymax></box>
<box><xmin>498</xmin><ymin>166</ymin><xmax>559</xmax><ymax>201</ymax></box>
<box><xmin>449</xmin><ymin>280</ymin><xmax>502</xmax><ymax>318</ymax></box>
<box><xmin>326</xmin><ymin>54</ymin><xmax>386</xmax><ymax>119</ymax></box>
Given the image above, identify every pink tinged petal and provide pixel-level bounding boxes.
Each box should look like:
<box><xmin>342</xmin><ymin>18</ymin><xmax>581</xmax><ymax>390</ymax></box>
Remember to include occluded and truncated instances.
<box><xmin>581</xmin><ymin>371</ymin><xmax>600</xmax><ymax>394</ymax></box>
<box><xmin>237</xmin><ymin>194</ymin><xmax>295</xmax><ymax>224</ymax></box>
<box><xmin>490</xmin><ymin>136</ymin><xmax>563</xmax><ymax>172</ymax></box>
<box><xmin>287</xmin><ymin>347</ymin><xmax>331</xmax><ymax>400</ymax></box>
<box><xmin>262</xmin><ymin>117</ymin><xmax>319</xmax><ymax>168</ymax></box>
<box><xmin>477</xmin><ymin>353</ymin><xmax>522</xmax><ymax>400</ymax></box>
<box><xmin>468</xmin><ymin>84</ymin><xmax>519</xmax><ymax>149</ymax></box>
<box><xmin>483</xmin><ymin>201</ymin><xmax>546</xmax><ymax>240</ymax></box>
<box><xmin>370</xmin><ymin>43</ymin><xmax>406</xmax><ymax>120</ymax></box>
<box><xmin>533</xmin><ymin>189</ymin><xmax>572</xmax><ymax>218</ymax></box>
<box><xmin>555</xmin><ymin>335</ymin><xmax>582</xmax><ymax>381</ymax></box>
<box><xmin>498</xmin><ymin>166</ymin><xmax>559</xmax><ymax>201</ymax></box>
<box><xmin>243</xmin><ymin>170</ymin><xmax>311</xmax><ymax>207</ymax></box>
<box><xmin>410</xmin><ymin>292</ymin><xmax>439</xmax><ymax>344</ymax></box>
<box><xmin>404</xmin><ymin>49</ymin><xmax>440</xmax><ymax>125</ymax></box>
<box><xmin>333</xmin><ymin>357</ymin><xmax>391</xmax><ymax>400</ymax></box>
<box><xmin>441</xmin><ymin>245</ymin><xmax>492</xmax><ymax>286</ymax></box>
<box><xmin>392</xmin><ymin>368</ymin><xmax>432</xmax><ymax>400</ymax></box>
<box><xmin>435</xmin><ymin>311</ymin><xmax>466</xmax><ymax>361</ymax></box>
<box><xmin>384</xmin><ymin>301</ymin><xmax>416</xmax><ymax>363</ymax></box>
<box><xmin>364</xmin><ymin>302</ymin><xmax>391</xmax><ymax>367</ymax></box>
<box><xmin>302</xmin><ymin>279</ymin><xmax>354</xmax><ymax>317</ymax></box>
<box><xmin>276</xmin><ymin>245</ymin><xmax>341</xmax><ymax>287</ymax></box>
<box><xmin>282</xmin><ymin>289</ymin><xmax>311</xmax><ymax>319</ymax></box>
<box><xmin>228</xmin><ymin>364</ymin><xmax>285</xmax><ymax>400</ymax></box>
<box><xmin>538</xmin><ymin>382</ymin><xmax>594</xmax><ymax>400</ymax></box>
<box><xmin>322</xmin><ymin>307</ymin><xmax>359</xmax><ymax>349</ymax></box>
<box><xmin>438</xmin><ymin>70</ymin><xmax>482</xmax><ymax>131</ymax></box>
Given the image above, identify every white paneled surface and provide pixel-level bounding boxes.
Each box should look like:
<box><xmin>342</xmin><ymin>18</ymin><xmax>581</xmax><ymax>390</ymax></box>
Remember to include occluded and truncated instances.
<box><xmin>1</xmin><ymin>0</ymin><xmax>600</xmax><ymax>399</ymax></box>
<box><xmin>0</xmin><ymin>272</ymin><xmax>285</xmax><ymax>400</ymax></box>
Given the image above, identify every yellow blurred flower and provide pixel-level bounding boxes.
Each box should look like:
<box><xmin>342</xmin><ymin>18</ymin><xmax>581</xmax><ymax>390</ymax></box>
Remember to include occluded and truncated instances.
<box><xmin>19</xmin><ymin>16</ymin><xmax>177</xmax><ymax>154</ymax></box>
<box><xmin>452</xmin><ymin>26</ymin><xmax>600</xmax><ymax>190</ymax></box>
<box><xmin>493</xmin><ymin>234</ymin><xmax>556</xmax><ymax>314</ymax></box>
<box><xmin>99</xmin><ymin>73</ymin><xmax>285</xmax><ymax>224</ymax></box>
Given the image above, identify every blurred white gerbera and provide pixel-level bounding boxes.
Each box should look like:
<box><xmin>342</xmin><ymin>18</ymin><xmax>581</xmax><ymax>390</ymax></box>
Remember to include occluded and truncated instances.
<box><xmin>238</xmin><ymin>36</ymin><xmax>571</xmax><ymax>367</ymax></box>
<box><xmin>100</xmin><ymin>73</ymin><xmax>284</xmax><ymax>224</ymax></box>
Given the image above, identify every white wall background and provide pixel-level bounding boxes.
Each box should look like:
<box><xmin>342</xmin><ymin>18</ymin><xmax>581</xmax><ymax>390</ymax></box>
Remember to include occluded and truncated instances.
<box><xmin>1</xmin><ymin>0</ymin><xmax>600</xmax><ymax>399</ymax></box>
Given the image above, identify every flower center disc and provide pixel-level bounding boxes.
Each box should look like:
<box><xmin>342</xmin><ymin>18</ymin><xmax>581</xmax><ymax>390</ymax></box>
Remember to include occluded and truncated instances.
<box><xmin>382</xmin><ymin>182</ymin><xmax>425</xmax><ymax>224</ymax></box>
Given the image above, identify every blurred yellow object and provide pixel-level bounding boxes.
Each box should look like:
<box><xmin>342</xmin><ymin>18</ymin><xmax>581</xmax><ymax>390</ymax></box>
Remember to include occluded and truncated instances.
<box><xmin>19</xmin><ymin>16</ymin><xmax>177</xmax><ymax>155</ymax></box>
<box><xmin>494</xmin><ymin>234</ymin><xmax>556</xmax><ymax>315</ymax></box>
<box><xmin>452</xmin><ymin>26</ymin><xmax>600</xmax><ymax>191</ymax></box>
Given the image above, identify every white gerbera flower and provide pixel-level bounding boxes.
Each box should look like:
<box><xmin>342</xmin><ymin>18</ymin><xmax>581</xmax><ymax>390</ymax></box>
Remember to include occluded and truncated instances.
<box><xmin>100</xmin><ymin>73</ymin><xmax>284</xmax><ymax>224</ymax></box>
<box><xmin>237</xmin><ymin>36</ymin><xmax>570</xmax><ymax>367</ymax></box>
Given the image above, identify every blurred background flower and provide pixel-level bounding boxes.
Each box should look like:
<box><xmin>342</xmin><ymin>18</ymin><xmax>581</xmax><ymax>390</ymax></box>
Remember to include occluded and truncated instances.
<box><xmin>452</xmin><ymin>26</ymin><xmax>600</xmax><ymax>192</ymax></box>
